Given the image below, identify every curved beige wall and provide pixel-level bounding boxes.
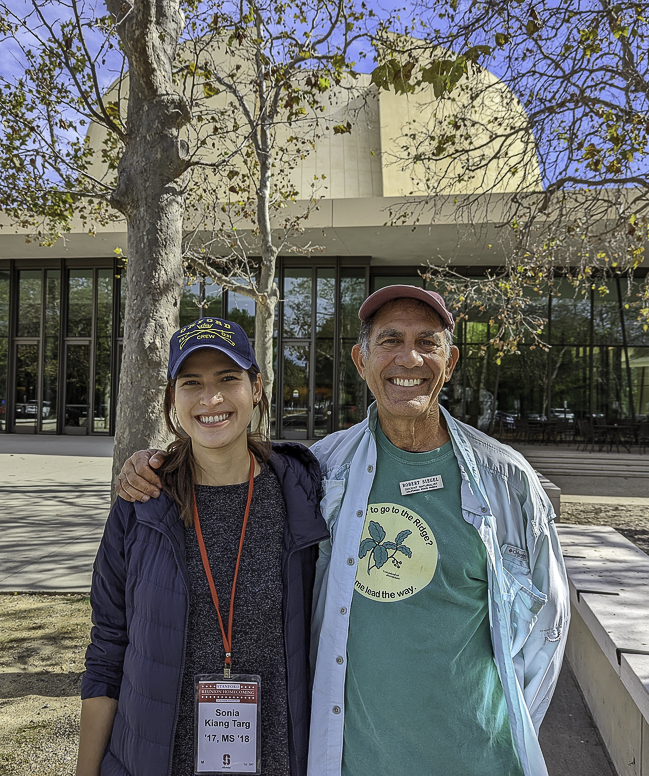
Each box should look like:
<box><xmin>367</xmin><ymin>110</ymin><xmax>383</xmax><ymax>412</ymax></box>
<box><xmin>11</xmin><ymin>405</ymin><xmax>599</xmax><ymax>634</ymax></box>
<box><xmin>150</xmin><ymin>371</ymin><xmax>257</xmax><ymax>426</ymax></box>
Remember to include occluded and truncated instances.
<box><xmin>85</xmin><ymin>40</ymin><xmax>541</xmax><ymax>201</ymax></box>
<box><xmin>377</xmin><ymin>63</ymin><xmax>542</xmax><ymax>196</ymax></box>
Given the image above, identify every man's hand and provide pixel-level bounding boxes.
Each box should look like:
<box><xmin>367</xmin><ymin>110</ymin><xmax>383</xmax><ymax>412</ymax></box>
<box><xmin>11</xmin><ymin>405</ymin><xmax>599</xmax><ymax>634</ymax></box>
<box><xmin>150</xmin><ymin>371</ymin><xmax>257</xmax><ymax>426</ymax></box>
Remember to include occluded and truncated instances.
<box><xmin>116</xmin><ymin>448</ymin><xmax>166</xmax><ymax>502</ymax></box>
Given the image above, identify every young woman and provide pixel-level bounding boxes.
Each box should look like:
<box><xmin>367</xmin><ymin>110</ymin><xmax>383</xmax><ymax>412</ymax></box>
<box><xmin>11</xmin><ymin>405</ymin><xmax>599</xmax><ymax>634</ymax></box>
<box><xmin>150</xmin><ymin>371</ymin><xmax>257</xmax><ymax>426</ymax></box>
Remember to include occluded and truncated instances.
<box><xmin>76</xmin><ymin>317</ymin><xmax>328</xmax><ymax>776</ymax></box>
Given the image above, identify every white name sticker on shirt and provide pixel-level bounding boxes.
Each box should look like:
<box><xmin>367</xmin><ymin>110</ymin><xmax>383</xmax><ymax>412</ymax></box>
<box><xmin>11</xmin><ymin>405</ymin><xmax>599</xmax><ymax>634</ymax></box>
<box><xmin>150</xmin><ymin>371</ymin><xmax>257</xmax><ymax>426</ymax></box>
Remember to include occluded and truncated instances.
<box><xmin>195</xmin><ymin>675</ymin><xmax>261</xmax><ymax>774</ymax></box>
<box><xmin>399</xmin><ymin>475</ymin><xmax>444</xmax><ymax>496</ymax></box>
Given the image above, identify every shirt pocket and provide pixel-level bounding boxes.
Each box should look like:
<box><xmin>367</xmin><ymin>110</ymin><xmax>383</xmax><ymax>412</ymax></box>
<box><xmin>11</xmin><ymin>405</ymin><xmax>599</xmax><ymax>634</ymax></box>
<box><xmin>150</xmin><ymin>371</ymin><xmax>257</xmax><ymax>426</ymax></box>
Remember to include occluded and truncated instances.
<box><xmin>320</xmin><ymin>478</ymin><xmax>346</xmax><ymax>538</ymax></box>
<box><xmin>501</xmin><ymin>551</ymin><xmax>548</xmax><ymax>656</ymax></box>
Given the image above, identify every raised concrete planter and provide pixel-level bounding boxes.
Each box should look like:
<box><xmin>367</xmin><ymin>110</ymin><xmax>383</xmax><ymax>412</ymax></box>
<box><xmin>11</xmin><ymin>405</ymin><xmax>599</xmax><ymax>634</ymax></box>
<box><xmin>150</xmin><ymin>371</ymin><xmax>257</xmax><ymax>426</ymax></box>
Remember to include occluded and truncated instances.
<box><xmin>557</xmin><ymin>524</ymin><xmax>649</xmax><ymax>776</ymax></box>
<box><xmin>536</xmin><ymin>471</ymin><xmax>561</xmax><ymax>518</ymax></box>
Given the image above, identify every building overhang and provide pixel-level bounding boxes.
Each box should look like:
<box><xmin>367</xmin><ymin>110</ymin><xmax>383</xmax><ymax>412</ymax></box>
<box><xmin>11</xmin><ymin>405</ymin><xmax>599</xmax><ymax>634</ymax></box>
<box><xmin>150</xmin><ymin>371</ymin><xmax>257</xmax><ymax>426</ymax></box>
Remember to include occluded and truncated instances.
<box><xmin>1</xmin><ymin>191</ymin><xmax>646</xmax><ymax>270</ymax></box>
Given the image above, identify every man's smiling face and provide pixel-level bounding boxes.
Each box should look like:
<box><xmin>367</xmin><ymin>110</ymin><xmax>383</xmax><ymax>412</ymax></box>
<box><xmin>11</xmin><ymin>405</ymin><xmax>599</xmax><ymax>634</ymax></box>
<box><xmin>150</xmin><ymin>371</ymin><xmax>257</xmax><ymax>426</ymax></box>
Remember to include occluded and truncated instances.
<box><xmin>351</xmin><ymin>299</ymin><xmax>459</xmax><ymax>431</ymax></box>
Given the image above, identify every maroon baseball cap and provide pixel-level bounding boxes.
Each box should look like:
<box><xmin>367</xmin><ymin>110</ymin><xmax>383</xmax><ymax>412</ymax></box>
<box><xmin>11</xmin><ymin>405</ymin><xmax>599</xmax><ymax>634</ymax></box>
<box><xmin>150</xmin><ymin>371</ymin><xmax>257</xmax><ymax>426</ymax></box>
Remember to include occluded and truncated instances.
<box><xmin>358</xmin><ymin>285</ymin><xmax>455</xmax><ymax>332</ymax></box>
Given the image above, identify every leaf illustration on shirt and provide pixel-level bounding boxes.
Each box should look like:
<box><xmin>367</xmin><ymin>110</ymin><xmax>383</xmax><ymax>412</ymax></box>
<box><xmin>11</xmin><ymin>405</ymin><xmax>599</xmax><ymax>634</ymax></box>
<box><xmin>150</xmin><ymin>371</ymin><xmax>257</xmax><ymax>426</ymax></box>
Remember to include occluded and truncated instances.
<box><xmin>358</xmin><ymin>522</ymin><xmax>413</xmax><ymax>575</ymax></box>
<box><xmin>368</xmin><ymin>520</ymin><xmax>385</xmax><ymax>543</ymax></box>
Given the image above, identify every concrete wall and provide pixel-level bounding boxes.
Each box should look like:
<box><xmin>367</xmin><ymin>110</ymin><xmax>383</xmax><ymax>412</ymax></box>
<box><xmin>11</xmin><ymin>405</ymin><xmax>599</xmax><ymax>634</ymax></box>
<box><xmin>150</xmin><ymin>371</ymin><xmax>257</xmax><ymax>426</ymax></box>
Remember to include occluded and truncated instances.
<box><xmin>85</xmin><ymin>37</ymin><xmax>541</xmax><ymax>202</ymax></box>
<box><xmin>558</xmin><ymin>525</ymin><xmax>649</xmax><ymax>776</ymax></box>
<box><xmin>567</xmin><ymin>608</ymin><xmax>647</xmax><ymax>776</ymax></box>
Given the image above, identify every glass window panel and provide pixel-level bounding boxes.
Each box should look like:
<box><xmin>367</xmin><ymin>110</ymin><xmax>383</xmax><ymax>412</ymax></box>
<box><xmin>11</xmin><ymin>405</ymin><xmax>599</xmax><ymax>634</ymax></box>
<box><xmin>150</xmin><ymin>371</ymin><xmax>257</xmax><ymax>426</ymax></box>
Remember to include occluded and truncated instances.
<box><xmin>591</xmin><ymin>346</ymin><xmax>630</xmax><ymax>420</ymax></box>
<box><xmin>449</xmin><ymin>278</ymin><xmax>495</xmax><ymax>330</ymax></box>
<box><xmin>14</xmin><ymin>343</ymin><xmax>39</xmax><ymax>433</ymax></box>
<box><xmin>44</xmin><ymin>269</ymin><xmax>61</xmax><ymax>338</ymax></box>
<box><xmin>624</xmin><ymin>280</ymin><xmax>649</xmax><ymax>348</ymax></box>
<box><xmin>282</xmin><ymin>343</ymin><xmax>309</xmax><ymax>439</ymax></box>
<box><xmin>204</xmin><ymin>279</ymin><xmax>223</xmax><ymax>319</ymax></box>
<box><xmin>630</xmin><ymin>347</ymin><xmax>649</xmax><ymax>419</ymax></box>
<box><xmin>17</xmin><ymin>270</ymin><xmax>42</xmax><ymax>337</ymax></box>
<box><xmin>68</xmin><ymin>269</ymin><xmax>94</xmax><ymax>337</ymax></box>
<box><xmin>180</xmin><ymin>277</ymin><xmax>201</xmax><ymax>326</ymax></box>
<box><xmin>338</xmin><ymin>338</ymin><xmax>365</xmax><ymax>430</ymax></box>
<box><xmin>464</xmin><ymin>322</ymin><xmax>489</xmax><ymax>344</ymax></box>
<box><xmin>546</xmin><ymin>346</ymin><xmax>588</xmax><ymax>420</ymax></box>
<box><xmin>0</xmin><ymin>338</ymin><xmax>7</xmax><ymax>432</ymax></box>
<box><xmin>592</xmin><ymin>281</ymin><xmax>623</xmax><ymax>347</ymax></box>
<box><xmin>65</xmin><ymin>343</ymin><xmax>90</xmax><ymax>434</ymax></box>
<box><xmin>316</xmin><ymin>268</ymin><xmax>335</xmax><ymax>337</ymax></box>
<box><xmin>283</xmin><ymin>269</ymin><xmax>311</xmax><ymax>338</ymax></box>
<box><xmin>0</xmin><ymin>270</ymin><xmax>9</xmax><ymax>337</ymax></box>
<box><xmin>340</xmin><ymin>268</ymin><xmax>366</xmax><ymax>340</ymax></box>
<box><xmin>94</xmin><ymin>338</ymin><xmax>111</xmax><ymax>433</ymax></box>
<box><xmin>96</xmin><ymin>269</ymin><xmax>113</xmax><ymax>339</ymax></box>
<box><xmin>445</xmin><ymin>360</ymin><xmax>467</xmax><ymax>421</ymax></box>
<box><xmin>519</xmin><ymin>286</ymin><xmax>548</xmax><ymax>344</ymax></box>
<box><xmin>227</xmin><ymin>291</ymin><xmax>255</xmax><ymax>337</ymax></box>
<box><xmin>180</xmin><ymin>277</ymin><xmax>223</xmax><ymax>326</ymax></box>
<box><xmin>41</xmin><ymin>337</ymin><xmax>58</xmax><ymax>433</ymax></box>
<box><xmin>550</xmin><ymin>280</ymin><xmax>590</xmax><ymax>345</ymax></box>
<box><xmin>452</xmin><ymin>347</ymin><xmax>526</xmax><ymax>427</ymax></box>
<box><xmin>449</xmin><ymin>349</ymin><xmax>496</xmax><ymax>429</ymax></box>
<box><xmin>0</xmin><ymin>271</ymin><xmax>8</xmax><ymax>433</ymax></box>
<box><xmin>314</xmin><ymin>338</ymin><xmax>334</xmax><ymax>438</ymax></box>
<box><xmin>372</xmin><ymin>275</ymin><xmax>423</xmax><ymax>292</ymax></box>
<box><xmin>226</xmin><ymin>291</ymin><xmax>255</xmax><ymax>337</ymax></box>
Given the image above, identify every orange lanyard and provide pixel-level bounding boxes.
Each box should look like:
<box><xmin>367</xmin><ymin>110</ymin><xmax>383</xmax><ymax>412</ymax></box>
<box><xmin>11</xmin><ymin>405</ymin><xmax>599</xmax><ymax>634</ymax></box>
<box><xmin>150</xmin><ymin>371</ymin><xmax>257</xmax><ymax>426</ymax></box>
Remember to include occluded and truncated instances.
<box><xmin>192</xmin><ymin>450</ymin><xmax>255</xmax><ymax>679</ymax></box>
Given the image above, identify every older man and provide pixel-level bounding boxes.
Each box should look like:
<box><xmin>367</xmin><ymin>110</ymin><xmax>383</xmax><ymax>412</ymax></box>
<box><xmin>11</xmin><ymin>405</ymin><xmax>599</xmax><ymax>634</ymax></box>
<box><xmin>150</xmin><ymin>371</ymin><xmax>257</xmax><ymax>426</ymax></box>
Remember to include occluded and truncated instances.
<box><xmin>117</xmin><ymin>285</ymin><xmax>569</xmax><ymax>776</ymax></box>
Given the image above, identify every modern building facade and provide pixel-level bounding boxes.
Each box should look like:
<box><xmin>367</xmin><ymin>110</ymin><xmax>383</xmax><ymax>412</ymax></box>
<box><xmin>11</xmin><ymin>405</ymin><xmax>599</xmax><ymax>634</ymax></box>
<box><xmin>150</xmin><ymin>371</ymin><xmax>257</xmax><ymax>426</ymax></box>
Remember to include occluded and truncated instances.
<box><xmin>2</xmin><ymin>254</ymin><xmax>647</xmax><ymax>437</ymax></box>
<box><xmin>1</xmin><ymin>52</ymin><xmax>647</xmax><ymax>437</ymax></box>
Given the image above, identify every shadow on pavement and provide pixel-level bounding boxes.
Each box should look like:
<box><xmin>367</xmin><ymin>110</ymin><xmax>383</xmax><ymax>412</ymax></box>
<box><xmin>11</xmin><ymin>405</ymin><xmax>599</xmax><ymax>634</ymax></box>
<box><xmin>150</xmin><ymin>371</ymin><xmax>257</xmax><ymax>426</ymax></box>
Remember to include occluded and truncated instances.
<box><xmin>540</xmin><ymin>659</ymin><xmax>616</xmax><ymax>776</ymax></box>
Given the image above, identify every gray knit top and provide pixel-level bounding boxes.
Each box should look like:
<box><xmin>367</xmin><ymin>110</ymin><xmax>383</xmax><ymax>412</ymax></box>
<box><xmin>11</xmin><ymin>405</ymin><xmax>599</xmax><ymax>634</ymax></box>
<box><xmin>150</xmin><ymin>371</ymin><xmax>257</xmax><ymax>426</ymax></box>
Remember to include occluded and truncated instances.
<box><xmin>171</xmin><ymin>465</ymin><xmax>290</xmax><ymax>775</ymax></box>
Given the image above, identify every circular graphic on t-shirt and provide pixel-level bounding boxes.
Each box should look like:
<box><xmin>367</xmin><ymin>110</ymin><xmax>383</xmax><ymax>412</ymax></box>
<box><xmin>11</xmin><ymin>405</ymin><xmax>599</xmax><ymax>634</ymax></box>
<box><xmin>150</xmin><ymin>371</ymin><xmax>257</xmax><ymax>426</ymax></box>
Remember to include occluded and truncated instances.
<box><xmin>354</xmin><ymin>502</ymin><xmax>438</xmax><ymax>602</ymax></box>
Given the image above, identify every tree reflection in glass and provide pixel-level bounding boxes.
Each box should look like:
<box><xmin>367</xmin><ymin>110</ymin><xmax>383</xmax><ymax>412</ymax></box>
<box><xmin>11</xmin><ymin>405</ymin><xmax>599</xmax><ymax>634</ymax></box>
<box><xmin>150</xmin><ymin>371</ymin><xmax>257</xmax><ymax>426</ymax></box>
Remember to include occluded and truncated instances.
<box><xmin>65</xmin><ymin>344</ymin><xmax>90</xmax><ymax>435</ymax></box>
<box><xmin>14</xmin><ymin>343</ymin><xmax>39</xmax><ymax>433</ymax></box>
<box><xmin>282</xmin><ymin>344</ymin><xmax>309</xmax><ymax>439</ymax></box>
<box><xmin>283</xmin><ymin>269</ymin><xmax>312</xmax><ymax>339</ymax></box>
<box><xmin>68</xmin><ymin>270</ymin><xmax>94</xmax><ymax>337</ymax></box>
<box><xmin>17</xmin><ymin>270</ymin><xmax>42</xmax><ymax>338</ymax></box>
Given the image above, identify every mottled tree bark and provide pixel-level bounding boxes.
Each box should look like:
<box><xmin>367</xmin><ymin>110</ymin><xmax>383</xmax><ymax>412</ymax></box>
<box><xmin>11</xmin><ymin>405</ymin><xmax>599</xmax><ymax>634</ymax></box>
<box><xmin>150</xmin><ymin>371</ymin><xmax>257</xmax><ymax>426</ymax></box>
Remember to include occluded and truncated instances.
<box><xmin>253</xmin><ymin>150</ymin><xmax>280</xmax><ymax>407</ymax></box>
<box><xmin>106</xmin><ymin>0</ymin><xmax>191</xmax><ymax>486</ymax></box>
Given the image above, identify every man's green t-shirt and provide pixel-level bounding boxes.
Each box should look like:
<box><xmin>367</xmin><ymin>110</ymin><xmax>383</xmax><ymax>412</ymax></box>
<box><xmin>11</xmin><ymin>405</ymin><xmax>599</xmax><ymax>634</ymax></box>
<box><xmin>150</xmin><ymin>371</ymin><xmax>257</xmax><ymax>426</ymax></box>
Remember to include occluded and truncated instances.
<box><xmin>341</xmin><ymin>423</ymin><xmax>523</xmax><ymax>776</ymax></box>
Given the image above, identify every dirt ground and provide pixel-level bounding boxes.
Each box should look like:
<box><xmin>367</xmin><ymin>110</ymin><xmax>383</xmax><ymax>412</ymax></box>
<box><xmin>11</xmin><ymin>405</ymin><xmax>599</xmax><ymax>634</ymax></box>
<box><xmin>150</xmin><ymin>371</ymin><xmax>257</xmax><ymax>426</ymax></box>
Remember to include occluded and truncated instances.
<box><xmin>560</xmin><ymin>501</ymin><xmax>649</xmax><ymax>555</ymax></box>
<box><xmin>0</xmin><ymin>594</ymin><xmax>90</xmax><ymax>776</ymax></box>
<box><xmin>0</xmin><ymin>503</ymin><xmax>647</xmax><ymax>775</ymax></box>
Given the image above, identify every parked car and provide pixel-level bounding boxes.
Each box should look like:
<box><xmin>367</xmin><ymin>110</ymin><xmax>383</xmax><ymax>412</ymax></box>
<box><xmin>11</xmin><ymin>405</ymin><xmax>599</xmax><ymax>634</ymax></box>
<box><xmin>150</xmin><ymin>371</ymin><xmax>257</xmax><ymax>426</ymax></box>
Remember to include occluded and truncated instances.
<box><xmin>494</xmin><ymin>410</ymin><xmax>516</xmax><ymax>429</ymax></box>
<box><xmin>24</xmin><ymin>401</ymin><xmax>51</xmax><ymax>418</ymax></box>
<box><xmin>549</xmin><ymin>407</ymin><xmax>575</xmax><ymax>423</ymax></box>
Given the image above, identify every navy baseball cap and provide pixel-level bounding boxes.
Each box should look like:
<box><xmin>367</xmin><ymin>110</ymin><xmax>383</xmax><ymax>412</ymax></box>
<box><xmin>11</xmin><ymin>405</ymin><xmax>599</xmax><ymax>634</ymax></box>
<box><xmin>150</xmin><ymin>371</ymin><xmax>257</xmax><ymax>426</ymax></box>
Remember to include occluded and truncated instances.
<box><xmin>358</xmin><ymin>285</ymin><xmax>454</xmax><ymax>332</ymax></box>
<box><xmin>167</xmin><ymin>317</ymin><xmax>259</xmax><ymax>380</ymax></box>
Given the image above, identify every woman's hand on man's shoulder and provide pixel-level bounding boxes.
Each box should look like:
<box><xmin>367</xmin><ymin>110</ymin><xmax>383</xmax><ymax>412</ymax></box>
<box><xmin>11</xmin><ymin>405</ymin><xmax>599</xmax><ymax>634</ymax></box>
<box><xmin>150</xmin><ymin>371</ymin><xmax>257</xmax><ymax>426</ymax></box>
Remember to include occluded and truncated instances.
<box><xmin>115</xmin><ymin>449</ymin><xmax>166</xmax><ymax>502</ymax></box>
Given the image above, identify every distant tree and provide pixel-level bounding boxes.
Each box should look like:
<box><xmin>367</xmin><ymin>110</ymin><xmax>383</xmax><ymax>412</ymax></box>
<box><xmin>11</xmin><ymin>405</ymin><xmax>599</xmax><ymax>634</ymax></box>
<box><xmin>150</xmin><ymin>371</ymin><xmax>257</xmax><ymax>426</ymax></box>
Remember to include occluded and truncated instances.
<box><xmin>371</xmin><ymin>0</ymin><xmax>649</xmax><ymax>354</ymax></box>
<box><xmin>0</xmin><ymin>0</ymin><xmax>378</xmax><ymax>480</ymax></box>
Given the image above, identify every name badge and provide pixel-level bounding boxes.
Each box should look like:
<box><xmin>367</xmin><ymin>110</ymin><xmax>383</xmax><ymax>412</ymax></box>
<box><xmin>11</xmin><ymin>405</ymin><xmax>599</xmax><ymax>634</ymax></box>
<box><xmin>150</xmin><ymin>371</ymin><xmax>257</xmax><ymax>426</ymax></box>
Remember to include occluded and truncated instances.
<box><xmin>399</xmin><ymin>475</ymin><xmax>444</xmax><ymax>496</ymax></box>
<box><xmin>195</xmin><ymin>675</ymin><xmax>261</xmax><ymax>774</ymax></box>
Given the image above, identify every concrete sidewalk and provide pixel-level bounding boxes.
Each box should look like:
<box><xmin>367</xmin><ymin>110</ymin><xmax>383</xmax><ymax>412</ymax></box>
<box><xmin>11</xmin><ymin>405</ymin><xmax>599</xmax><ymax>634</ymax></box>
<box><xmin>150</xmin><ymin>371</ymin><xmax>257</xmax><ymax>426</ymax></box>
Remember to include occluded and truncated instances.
<box><xmin>0</xmin><ymin>435</ymin><xmax>112</xmax><ymax>592</ymax></box>
<box><xmin>0</xmin><ymin>435</ymin><xmax>633</xmax><ymax>775</ymax></box>
<box><xmin>512</xmin><ymin>443</ymin><xmax>649</xmax><ymax>498</ymax></box>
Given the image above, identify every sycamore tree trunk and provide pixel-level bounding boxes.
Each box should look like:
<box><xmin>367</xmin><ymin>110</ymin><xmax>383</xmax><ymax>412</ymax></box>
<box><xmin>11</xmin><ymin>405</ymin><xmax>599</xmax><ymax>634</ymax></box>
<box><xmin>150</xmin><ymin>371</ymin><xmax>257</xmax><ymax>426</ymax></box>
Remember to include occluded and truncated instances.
<box><xmin>107</xmin><ymin>0</ymin><xmax>191</xmax><ymax>487</ymax></box>
<box><xmin>254</xmin><ymin>123</ymin><xmax>280</xmax><ymax>411</ymax></box>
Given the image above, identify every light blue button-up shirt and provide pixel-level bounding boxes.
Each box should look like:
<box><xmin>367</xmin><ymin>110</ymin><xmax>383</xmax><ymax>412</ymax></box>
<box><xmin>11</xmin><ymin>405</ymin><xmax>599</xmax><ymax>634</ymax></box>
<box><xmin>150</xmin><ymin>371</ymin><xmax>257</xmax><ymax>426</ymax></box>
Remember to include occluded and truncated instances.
<box><xmin>308</xmin><ymin>405</ymin><xmax>570</xmax><ymax>776</ymax></box>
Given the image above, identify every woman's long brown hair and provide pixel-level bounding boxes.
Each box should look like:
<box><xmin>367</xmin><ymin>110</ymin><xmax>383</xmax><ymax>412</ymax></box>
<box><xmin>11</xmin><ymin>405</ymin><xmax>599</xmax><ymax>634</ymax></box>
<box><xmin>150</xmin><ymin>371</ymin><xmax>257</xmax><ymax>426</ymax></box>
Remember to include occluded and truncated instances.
<box><xmin>159</xmin><ymin>368</ymin><xmax>272</xmax><ymax>527</ymax></box>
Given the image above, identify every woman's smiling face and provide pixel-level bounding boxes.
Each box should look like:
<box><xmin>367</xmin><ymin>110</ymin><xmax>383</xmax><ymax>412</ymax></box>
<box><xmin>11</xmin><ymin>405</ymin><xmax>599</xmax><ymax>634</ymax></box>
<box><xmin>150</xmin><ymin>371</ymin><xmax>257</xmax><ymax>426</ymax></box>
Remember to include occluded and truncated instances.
<box><xmin>172</xmin><ymin>348</ymin><xmax>262</xmax><ymax>455</ymax></box>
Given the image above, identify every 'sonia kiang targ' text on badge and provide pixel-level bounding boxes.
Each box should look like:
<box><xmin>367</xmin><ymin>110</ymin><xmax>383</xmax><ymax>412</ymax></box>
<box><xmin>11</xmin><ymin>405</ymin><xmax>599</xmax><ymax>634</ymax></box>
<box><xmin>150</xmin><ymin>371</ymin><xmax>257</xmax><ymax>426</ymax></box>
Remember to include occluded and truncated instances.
<box><xmin>194</xmin><ymin>676</ymin><xmax>261</xmax><ymax>774</ymax></box>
